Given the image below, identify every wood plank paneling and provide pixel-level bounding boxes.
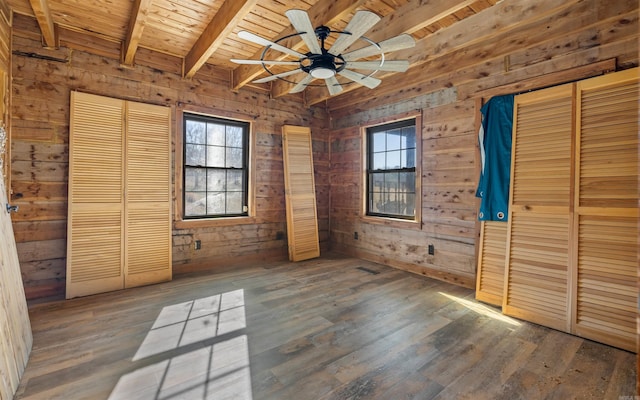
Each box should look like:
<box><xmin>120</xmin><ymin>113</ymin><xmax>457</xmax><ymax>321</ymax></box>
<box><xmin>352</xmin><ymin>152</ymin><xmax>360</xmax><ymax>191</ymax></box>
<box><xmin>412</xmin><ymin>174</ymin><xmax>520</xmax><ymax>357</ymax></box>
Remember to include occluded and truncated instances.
<box><xmin>10</xmin><ymin>16</ymin><xmax>329</xmax><ymax>300</ymax></box>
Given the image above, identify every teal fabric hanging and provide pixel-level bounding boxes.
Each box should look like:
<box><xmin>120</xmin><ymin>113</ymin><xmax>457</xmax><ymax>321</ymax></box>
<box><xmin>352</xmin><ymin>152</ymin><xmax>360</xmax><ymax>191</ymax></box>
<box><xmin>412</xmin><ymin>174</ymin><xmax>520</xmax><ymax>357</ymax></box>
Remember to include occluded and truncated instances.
<box><xmin>476</xmin><ymin>94</ymin><xmax>514</xmax><ymax>221</ymax></box>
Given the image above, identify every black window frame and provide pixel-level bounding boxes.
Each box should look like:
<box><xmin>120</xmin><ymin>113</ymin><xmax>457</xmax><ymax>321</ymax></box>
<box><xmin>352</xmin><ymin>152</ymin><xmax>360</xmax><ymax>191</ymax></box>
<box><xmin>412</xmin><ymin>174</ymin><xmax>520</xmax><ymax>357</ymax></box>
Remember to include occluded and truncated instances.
<box><xmin>366</xmin><ymin>118</ymin><xmax>417</xmax><ymax>220</ymax></box>
<box><xmin>182</xmin><ymin>113</ymin><xmax>250</xmax><ymax>219</ymax></box>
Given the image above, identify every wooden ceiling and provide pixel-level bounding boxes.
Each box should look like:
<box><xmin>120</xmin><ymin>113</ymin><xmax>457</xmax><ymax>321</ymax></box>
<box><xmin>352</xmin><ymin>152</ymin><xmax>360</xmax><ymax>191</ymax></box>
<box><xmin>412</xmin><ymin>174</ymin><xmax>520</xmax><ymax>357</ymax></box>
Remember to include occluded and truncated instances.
<box><xmin>6</xmin><ymin>0</ymin><xmax>499</xmax><ymax>103</ymax></box>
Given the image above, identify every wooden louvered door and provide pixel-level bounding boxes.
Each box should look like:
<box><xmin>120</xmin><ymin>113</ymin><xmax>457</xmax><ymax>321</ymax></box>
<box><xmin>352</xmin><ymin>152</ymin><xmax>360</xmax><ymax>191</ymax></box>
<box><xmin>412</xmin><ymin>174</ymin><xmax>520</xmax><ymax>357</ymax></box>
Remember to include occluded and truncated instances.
<box><xmin>502</xmin><ymin>84</ymin><xmax>575</xmax><ymax>332</ymax></box>
<box><xmin>67</xmin><ymin>92</ymin><xmax>171</xmax><ymax>298</ymax></box>
<box><xmin>475</xmin><ymin>221</ymin><xmax>508</xmax><ymax>306</ymax></box>
<box><xmin>572</xmin><ymin>69</ymin><xmax>638</xmax><ymax>351</ymax></box>
<box><xmin>124</xmin><ymin>101</ymin><xmax>172</xmax><ymax>288</ymax></box>
<box><xmin>67</xmin><ymin>92</ymin><xmax>125</xmax><ymax>298</ymax></box>
<box><xmin>282</xmin><ymin>125</ymin><xmax>320</xmax><ymax>262</ymax></box>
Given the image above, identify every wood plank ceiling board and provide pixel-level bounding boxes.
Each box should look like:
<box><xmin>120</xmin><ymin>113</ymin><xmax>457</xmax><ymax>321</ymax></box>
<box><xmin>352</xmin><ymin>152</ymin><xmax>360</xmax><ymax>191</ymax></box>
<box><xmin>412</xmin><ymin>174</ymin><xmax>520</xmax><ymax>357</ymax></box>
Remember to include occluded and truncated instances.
<box><xmin>296</xmin><ymin>0</ymin><xmax>482</xmax><ymax>103</ymax></box>
<box><xmin>4</xmin><ymin>0</ymin><xmax>500</xmax><ymax>100</ymax></box>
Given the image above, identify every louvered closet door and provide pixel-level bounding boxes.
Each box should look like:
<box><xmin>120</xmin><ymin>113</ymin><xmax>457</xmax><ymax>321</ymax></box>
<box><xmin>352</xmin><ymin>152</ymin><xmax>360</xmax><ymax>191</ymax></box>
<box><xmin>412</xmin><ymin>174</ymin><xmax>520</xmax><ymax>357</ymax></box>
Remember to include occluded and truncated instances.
<box><xmin>503</xmin><ymin>84</ymin><xmax>575</xmax><ymax>332</ymax></box>
<box><xmin>572</xmin><ymin>69</ymin><xmax>638</xmax><ymax>351</ymax></box>
<box><xmin>67</xmin><ymin>92</ymin><xmax>125</xmax><ymax>298</ymax></box>
<box><xmin>282</xmin><ymin>125</ymin><xmax>320</xmax><ymax>261</ymax></box>
<box><xmin>475</xmin><ymin>221</ymin><xmax>508</xmax><ymax>306</ymax></box>
<box><xmin>124</xmin><ymin>101</ymin><xmax>172</xmax><ymax>287</ymax></box>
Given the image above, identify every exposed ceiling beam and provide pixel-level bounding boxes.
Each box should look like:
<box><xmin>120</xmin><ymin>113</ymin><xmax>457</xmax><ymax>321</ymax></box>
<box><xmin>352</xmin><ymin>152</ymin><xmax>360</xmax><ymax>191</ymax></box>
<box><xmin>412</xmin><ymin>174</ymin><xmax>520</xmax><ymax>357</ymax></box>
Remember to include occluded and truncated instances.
<box><xmin>28</xmin><ymin>0</ymin><xmax>57</xmax><ymax>48</ymax></box>
<box><xmin>184</xmin><ymin>0</ymin><xmax>259</xmax><ymax>79</ymax></box>
<box><xmin>278</xmin><ymin>0</ymin><xmax>477</xmax><ymax>102</ymax></box>
<box><xmin>231</xmin><ymin>0</ymin><xmax>369</xmax><ymax>92</ymax></box>
<box><xmin>121</xmin><ymin>0</ymin><xmax>153</xmax><ymax>66</ymax></box>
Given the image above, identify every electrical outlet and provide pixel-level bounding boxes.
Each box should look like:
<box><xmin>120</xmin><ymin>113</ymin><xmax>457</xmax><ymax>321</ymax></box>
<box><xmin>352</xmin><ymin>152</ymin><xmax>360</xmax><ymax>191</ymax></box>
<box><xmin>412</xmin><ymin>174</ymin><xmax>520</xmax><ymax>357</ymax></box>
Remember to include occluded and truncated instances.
<box><xmin>428</xmin><ymin>244</ymin><xmax>434</xmax><ymax>255</ymax></box>
<box><xmin>194</xmin><ymin>240</ymin><xmax>201</xmax><ymax>250</ymax></box>
<box><xmin>354</xmin><ymin>232</ymin><xmax>359</xmax><ymax>240</ymax></box>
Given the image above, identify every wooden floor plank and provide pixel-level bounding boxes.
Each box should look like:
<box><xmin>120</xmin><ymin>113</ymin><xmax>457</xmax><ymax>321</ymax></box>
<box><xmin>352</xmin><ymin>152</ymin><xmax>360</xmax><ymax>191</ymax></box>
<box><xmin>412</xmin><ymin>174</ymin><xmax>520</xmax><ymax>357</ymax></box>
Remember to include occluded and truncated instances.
<box><xmin>15</xmin><ymin>254</ymin><xmax>636</xmax><ymax>399</ymax></box>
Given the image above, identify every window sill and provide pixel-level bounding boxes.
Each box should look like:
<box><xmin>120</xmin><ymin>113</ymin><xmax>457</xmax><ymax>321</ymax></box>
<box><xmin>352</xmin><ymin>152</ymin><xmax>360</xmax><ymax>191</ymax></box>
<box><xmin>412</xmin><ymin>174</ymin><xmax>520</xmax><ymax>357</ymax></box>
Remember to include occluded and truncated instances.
<box><xmin>174</xmin><ymin>216</ymin><xmax>257</xmax><ymax>230</ymax></box>
<box><xmin>360</xmin><ymin>215</ymin><xmax>422</xmax><ymax>230</ymax></box>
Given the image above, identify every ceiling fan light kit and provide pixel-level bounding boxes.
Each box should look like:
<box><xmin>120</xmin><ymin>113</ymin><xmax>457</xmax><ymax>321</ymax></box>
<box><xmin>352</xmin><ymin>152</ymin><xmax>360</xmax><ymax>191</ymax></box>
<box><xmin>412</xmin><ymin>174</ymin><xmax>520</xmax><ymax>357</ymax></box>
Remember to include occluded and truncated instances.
<box><xmin>231</xmin><ymin>9</ymin><xmax>416</xmax><ymax>95</ymax></box>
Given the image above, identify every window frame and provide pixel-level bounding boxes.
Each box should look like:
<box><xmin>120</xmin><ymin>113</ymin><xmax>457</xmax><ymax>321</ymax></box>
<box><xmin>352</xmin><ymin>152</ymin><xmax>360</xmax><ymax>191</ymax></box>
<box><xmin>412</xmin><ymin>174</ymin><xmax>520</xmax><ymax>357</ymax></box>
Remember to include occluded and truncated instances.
<box><xmin>362</xmin><ymin>112</ymin><xmax>422</xmax><ymax>228</ymax></box>
<box><xmin>176</xmin><ymin>107</ymin><xmax>255</xmax><ymax>226</ymax></box>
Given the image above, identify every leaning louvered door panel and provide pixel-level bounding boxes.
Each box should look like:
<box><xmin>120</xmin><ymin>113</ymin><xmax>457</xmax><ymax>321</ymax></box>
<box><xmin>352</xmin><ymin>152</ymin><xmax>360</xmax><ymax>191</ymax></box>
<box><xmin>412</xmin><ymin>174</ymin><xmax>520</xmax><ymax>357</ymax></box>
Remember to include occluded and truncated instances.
<box><xmin>475</xmin><ymin>221</ymin><xmax>508</xmax><ymax>306</ymax></box>
<box><xmin>124</xmin><ymin>101</ymin><xmax>172</xmax><ymax>288</ymax></box>
<box><xmin>67</xmin><ymin>92</ymin><xmax>124</xmax><ymax>298</ymax></box>
<box><xmin>503</xmin><ymin>84</ymin><xmax>574</xmax><ymax>332</ymax></box>
<box><xmin>573</xmin><ymin>69</ymin><xmax>638</xmax><ymax>351</ymax></box>
<box><xmin>282</xmin><ymin>125</ymin><xmax>320</xmax><ymax>262</ymax></box>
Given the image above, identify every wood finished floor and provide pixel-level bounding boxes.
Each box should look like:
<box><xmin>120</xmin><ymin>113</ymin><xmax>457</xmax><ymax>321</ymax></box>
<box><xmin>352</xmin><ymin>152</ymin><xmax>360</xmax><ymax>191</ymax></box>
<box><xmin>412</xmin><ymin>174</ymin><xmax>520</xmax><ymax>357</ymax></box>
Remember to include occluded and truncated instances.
<box><xmin>15</xmin><ymin>254</ymin><xmax>636</xmax><ymax>399</ymax></box>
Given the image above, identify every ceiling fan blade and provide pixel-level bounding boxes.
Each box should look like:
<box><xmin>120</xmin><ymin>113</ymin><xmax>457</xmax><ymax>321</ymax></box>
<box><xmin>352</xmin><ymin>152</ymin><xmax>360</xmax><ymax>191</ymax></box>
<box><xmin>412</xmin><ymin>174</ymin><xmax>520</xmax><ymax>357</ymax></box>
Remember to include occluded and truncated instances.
<box><xmin>338</xmin><ymin>69</ymin><xmax>381</xmax><ymax>89</ymax></box>
<box><xmin>290</xmin><ymin>74</ymin><xmax>315</xmax><ymax>93</ymax></box>
<box><xmin>253</xmin><ymin>69</ymin><xmax>304</xmax><ymax>84</ymax></box>
<box><xmin>237</xmin><ymin>31</ymin><xmax>305</xmax><ymax>59</ymax></box>
<box><xmin>325</xmin><ymin>76</ymin><xmax>343</xmax><ymax>96</ymax></box>
<box><xmin>346</xmin><ymin>60</ymin><xmax>410</xmax><ymax>72</ymax></box>
<box><xmin>328</xmin><ymin>10</ymin><xmax>381</xmax><ymax>56</ymax></box>
<box><xmin>285</xmin><ymin>9</ymin><xmax>322</xmax><ymax>54</ymax></box>
<box><xmin>230</xmin><ymin>59</ymin><xmax>300</xmax><ymax>66</ymax></box>
<box><xmin>343</xmin><ymin>34</ymin><xmax>416</xmax><ymax>61</ymax></box>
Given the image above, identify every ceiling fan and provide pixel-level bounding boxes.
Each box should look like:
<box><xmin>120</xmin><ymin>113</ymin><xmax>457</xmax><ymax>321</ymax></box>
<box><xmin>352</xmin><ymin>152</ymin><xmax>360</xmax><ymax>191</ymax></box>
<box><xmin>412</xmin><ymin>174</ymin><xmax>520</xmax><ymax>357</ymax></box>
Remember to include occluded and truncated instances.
<box><xmin>230</xmin><ymin>9</ymin><xmax>416</xmax><ymax>95</ymax></box>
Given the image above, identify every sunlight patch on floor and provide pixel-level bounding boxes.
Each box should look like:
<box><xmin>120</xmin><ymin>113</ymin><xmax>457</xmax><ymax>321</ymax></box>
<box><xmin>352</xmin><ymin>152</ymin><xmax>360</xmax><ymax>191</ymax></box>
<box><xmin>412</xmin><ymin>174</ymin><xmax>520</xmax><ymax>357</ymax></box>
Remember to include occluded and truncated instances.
<box><xmin>109</xmin><ymin>289</ymin><xmax>252</xmax><ymax>400</ymax></box>
<box><xmin>439</xmin><ymin>292</ymin><xmax>521</xmax><ymax>327</ymax></box>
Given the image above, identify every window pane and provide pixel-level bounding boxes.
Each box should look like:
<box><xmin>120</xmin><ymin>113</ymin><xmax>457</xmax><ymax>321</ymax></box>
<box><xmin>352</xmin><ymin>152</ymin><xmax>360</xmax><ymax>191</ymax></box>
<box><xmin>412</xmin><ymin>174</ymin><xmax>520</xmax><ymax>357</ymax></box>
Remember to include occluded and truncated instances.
<box><xmin>206</xmin><ymin>145</ymin><xmax>225</xmax><ymax>167</ymax></box>
<box><xmin>226</xmin><ymin>147</ymin><xmax>243</xmax><ymax>168</ymax></box>
<box><xmin>185</xmin><ymin>191</ymin><xmax>206</xmax><ymax>216</ymax></box>
<box><xmin>399</xmin><ymin>171</ymin><xmax>416</xmax><ymax>193</ymax></box>
<box><xmin>207</xmin><ymin>123</ymin><xmax>225</xmax><ymax>146</ymax></box>
<box><xmin>372</xmin><ymin>152</ymin><xmax>385</xmax><ymax>170</ymax></box>
<box><xmin>370</xmin><ymin>191</ymin><xmax>383</xmax><ymax>213</ymax></box>
<box><xmin>185</xmin><ymin>167</ymin><xmax>206</xmax><ymax>191</ymax></box>
<box><xmin>206</xmin><ymin>192</ymin><xmax>225</xmax><ymax>214</ymax></box>
<box><xmin>226</xmin><ymin>191</ymin><xmax>244</xmax><ymax>214</ymax></box>
<box><xmin>402</xmin><ymin>126</ymin><xmax>416</xmax><ymax>148</ymax></box>
<box><xmin>226</xmin><ymin>125</ymin><xmax>244</xmax><ymax>147</ymax></box>
<box><xmin>403</xmin><ymin>148</ymin><xmax>416</xmax><ymax>168</ymax></box>
<box><xmin>384</xmin><ymin>197</ymin><xmax>400</xmax><ymax>215</ymax></box>
<box><xmin>186</xmin><ymin>120</ymin><xmax>206</xmax><ymax>144</ymax></box>
<box><xmin>185</xmin><ymin>144</ymin><xmax>205</xmax><ymax>166</ymax></box>
<box><xmin>207</xmin><ymin>169</ymin><xmax>226</xmax><ymax>191</ymax></box>
<box><xmin>386</xmin><ymin>129</ymin><xmax>401</xmax><ymax>150</ymax></box>
<box><xmin>371</xmin><ymin>172</ymin><xmax>384</xmax><ymax>192</ymax></box>
<box><xmin>385</xmin><ymin>172</ymin><xmax>399</xmax><ymax>193</ymax></box>
<box><xmin>372</xmin><ymin>132</ymin><xmax>386</xmax><ymax>152</ymax></box>
<box><xmin>386</xmin><ymin>150</ymin><xmax>401</xmax><ymax>169</ymax></box>
<box><xmin>400</xmin><ymin>193</ymin><xmax>415</xmax><ymax>216</ymax></box>
<box><xmin>227</xmin><ymin>170</ymin><xmax>243</xmax><ymax>191</ymax></box>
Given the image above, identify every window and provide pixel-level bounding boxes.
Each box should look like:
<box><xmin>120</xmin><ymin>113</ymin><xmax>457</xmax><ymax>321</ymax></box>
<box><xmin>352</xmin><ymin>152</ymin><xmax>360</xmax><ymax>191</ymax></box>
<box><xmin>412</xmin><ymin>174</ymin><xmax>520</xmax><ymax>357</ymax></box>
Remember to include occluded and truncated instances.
<box><xmin>366</xmin><ymin>119</ymin><xmax>417</xmax><ymax>220</ymax></box>
<box><xmin>183</xmin><ymin>113</ymin><xmax>249</xmax><ymax>218</ymax></box>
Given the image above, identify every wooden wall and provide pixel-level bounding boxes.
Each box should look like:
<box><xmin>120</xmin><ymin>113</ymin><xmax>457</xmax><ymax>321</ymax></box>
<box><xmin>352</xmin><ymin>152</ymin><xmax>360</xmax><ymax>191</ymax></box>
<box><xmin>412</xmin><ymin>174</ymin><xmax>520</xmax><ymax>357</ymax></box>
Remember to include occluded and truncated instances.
<box><xmin>327</xmin><ymin>0</ymin><xmax>639</xmax><ymax>288</ymax></box>
<box><xmin>10</xmin><ymin>14</ymin><xmax>330</xmax><ymax>301</ymax></box>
